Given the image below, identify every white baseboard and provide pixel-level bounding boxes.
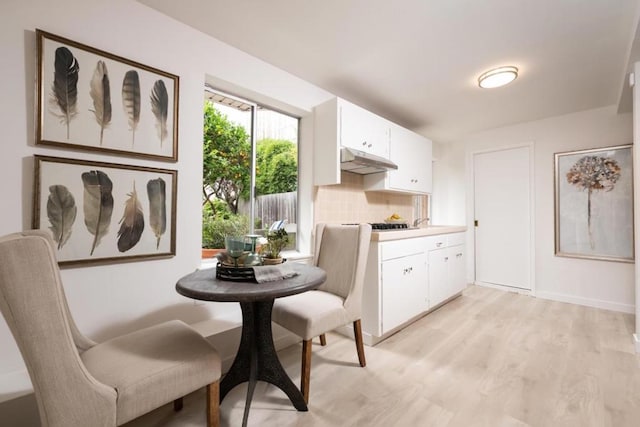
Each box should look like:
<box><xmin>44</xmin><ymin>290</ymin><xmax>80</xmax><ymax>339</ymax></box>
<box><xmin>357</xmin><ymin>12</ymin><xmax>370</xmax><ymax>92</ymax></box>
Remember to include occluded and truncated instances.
<box><xmin>536</xmin><ymin>290</ymin><xmax>635</xmax><ymax>314</ymax></box>
<box><xmin>474</xmin><ymin>281</ymin><xmax>532</xmax><ymax>295</ymax></box>
<box><xmin>634</xmin><ymin>334</ymin><xmax>640</xmax><ymax>353</ymax></box>
<box><xmin>0</xmin><ymin>370</ymin><xmax>32</xmax><ymax>404</ymax></box>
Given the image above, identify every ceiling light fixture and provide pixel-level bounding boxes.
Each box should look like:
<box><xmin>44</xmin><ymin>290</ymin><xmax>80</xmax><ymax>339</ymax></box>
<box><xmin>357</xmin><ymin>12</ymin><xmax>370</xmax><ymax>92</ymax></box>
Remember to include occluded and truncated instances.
<box><xmin>478</xmin><ymin>66</ymin><xmax>518</xmax><ymax>89</ymax></box>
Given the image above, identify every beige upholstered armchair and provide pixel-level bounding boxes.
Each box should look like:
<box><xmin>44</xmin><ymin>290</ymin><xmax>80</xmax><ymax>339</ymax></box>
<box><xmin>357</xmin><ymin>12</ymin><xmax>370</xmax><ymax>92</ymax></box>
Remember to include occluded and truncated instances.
<box><xmin>272</xmin><ymin>223</ymin><xmax>372</xmax><ymax>403</ymax></box>
<box><xmin>0</xmin><ymin>231</ymin><xmax>221</xmax><ymax>427</ymax></box>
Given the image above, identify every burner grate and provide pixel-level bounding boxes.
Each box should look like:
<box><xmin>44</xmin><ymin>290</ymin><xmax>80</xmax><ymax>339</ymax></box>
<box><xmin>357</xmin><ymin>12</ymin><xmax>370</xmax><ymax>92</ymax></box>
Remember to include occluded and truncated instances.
<box><xmin>341</xmin><ymin>223</ymin><xmax>410</xmax><ymax>231</ymax></box>
<box><xmin>369</xmin><ymin>222</ymin><xmax>409</xmax><ymax>230</ymax></box>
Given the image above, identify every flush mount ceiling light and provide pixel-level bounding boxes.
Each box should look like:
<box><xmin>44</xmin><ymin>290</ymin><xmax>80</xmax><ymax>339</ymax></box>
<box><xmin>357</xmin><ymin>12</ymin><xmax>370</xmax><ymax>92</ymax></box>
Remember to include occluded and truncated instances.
<box><xmin>478</xmin><ymin>66</ymin><xmax>518</xmax><ymax>89</ymax></box>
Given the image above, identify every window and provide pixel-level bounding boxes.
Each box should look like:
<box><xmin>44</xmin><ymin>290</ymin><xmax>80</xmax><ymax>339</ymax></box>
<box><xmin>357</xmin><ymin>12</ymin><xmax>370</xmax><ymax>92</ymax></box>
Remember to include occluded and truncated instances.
<box><xmin>202</xmin><ymin>87</ymin><xmax>298</xmax><ymax>251</ymax></box>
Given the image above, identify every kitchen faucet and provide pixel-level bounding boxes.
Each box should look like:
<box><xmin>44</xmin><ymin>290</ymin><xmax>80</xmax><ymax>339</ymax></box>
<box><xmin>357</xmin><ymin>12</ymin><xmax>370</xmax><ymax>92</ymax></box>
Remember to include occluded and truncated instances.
<box><xmin>413</xmin><ymin>218</ymin><xmax>429</xmax><ymax>227</ymax></box>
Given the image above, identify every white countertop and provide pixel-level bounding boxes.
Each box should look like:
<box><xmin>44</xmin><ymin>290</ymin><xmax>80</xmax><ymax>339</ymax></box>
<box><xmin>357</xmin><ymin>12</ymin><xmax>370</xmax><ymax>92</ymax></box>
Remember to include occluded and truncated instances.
<box><xmin>371</xmin><ymin>225</ymin><xmax>467</xmax><ymax>242</ymax></box>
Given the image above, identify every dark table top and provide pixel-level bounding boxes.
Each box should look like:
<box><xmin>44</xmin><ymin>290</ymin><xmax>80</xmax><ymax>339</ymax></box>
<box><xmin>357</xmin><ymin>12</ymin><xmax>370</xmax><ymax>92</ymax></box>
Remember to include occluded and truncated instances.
<box><xmin>176</xmin><ymin>263</ymin><xmax>327</xmax><ymax>303</ymax></box>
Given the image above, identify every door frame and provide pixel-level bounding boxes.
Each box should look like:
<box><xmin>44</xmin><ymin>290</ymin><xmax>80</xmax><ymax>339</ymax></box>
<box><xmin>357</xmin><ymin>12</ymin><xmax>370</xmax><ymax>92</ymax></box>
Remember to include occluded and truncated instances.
<box><xmin>467</xmin><ymin>142</ymin><xmax>536</xmax><ymax>295</ymax></box>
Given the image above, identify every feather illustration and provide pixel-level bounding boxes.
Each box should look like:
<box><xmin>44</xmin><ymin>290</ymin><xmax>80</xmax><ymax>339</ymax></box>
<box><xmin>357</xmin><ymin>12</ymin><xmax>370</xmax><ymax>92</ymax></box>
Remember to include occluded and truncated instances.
<box><xmin>150</xmin><ymin>80</ymin><xmax>169</xmax><ymax>147</ymax></box>
<box><xmin>122</xmin><ymin>70</ymin><xmax>141</xmax><ymax>146</ymax></box>
<box><xmin>147</xmin><ymin>178</ymin><xmax>166</xmax><ymax>249</ymax></box>
<box><xmin>81</xmin><ymin>170</ymin><xmax>114</xmax><ymax>256</ymax></box>
<box><xmin>51</xmin><ymin>47</ymin><xmax>79</xmax><ymax>139</ymax></box>
<box><xmin>47</xmin><ymin>185</ymin><xmax>77</xmax><ymax>250</ymax></box>
<box><xmin>89</xmin><ymin>60</ymin><xmax>112</xmax><ymax>145</ymax></box>
<box><xmin>117</xmin><ymin>182</ymin><xmax>144</xmax><ymax>252</ymax></box>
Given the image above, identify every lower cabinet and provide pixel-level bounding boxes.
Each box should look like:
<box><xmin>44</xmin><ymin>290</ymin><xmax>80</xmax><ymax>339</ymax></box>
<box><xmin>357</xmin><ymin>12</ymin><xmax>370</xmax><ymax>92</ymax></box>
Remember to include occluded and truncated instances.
<box><xmin>448</xmin><ymin>244</ymin><xmax>466</xmax><ymax>295</ymax></box>
<box><xmin>427</xmin><ymin>233</ymin><xmax>466</xmax><ymax>309</ymax></box>
<box><xmin>381</xmin><ymin>252</ymin><xmax>427</xmax><ymax>333</ymax></box>
<box><xmin>427</xmin><ymin>243</ymin><xmax>466</xmax><ymax>308</ymax></box>
<box><xmin>361</xmin><ymin>232</ymin><xmax>466</xmax><ymax>345</ymax></box>
<box><xmin>427</xmin><ymin>247</ymin><xmax>449</xmax><ymax>308</ymax></box>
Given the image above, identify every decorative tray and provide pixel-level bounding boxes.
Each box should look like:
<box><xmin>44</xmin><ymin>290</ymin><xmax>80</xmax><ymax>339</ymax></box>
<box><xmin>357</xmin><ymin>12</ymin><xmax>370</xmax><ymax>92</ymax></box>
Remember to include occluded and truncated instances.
<box><xmin>215</xmin><ymin>260</ymin><xmax>287</xmax><ymax>282</ymax></box>
<box><xmin>216</xmin><ymin>264</ymin><xmax>257</xmax><ymax>282</ymax></box>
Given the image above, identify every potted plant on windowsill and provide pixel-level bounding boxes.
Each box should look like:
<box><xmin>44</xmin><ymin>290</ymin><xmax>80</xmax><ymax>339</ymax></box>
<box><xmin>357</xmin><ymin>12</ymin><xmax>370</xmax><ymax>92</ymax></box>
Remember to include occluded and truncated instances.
<box><xmin>260</xmin><ymin>228</ymin><xmax>289</xmax><ymax>265</ymax></box>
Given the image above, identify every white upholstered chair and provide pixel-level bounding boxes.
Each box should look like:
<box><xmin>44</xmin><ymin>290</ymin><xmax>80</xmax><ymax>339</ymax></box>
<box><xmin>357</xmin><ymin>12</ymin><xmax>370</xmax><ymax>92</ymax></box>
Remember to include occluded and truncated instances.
<box><xmin>0</xmin><ymin>231</ymin><xmax>221</xmax><ymax>427</ymax></box>
<box><xmin>271</xmin><ymin>223</ymin><xmax>372</xmax><ymax>403</ymax></box>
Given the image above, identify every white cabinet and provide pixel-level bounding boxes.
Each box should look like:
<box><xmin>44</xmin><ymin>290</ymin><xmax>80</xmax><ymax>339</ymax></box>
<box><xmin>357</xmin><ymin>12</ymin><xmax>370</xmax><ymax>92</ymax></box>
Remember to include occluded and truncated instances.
<box><xmin>361</xmin><ymin>232</ymin><xmax>466</xmax><ymax>345</ymax></box>
<box><xmin>381</xmin><ymin>252</ymin><xmax>428</xmax><ymax>333</ymax></box>
<box><xmin>362</xmin><ymin>237</ymin><xmax>427</xmax><ymax>339</ymax></box>
<box><xmin>363</xmin><ymin>123</ymin><xmax>433</xmax><ymax>194</ymax></box>
<box><xmin>448</xmin><ymin>244</ymin><xmax>466</xmax><ymax>295</ymax></box>
<box><xmin>313</xmin><ymin>97</ymin><xmax>390</xmax><ymax>185</ymax></box>
<box><xmin>428</xmin><ymin>248</ymin><xmax>449</xmax><ymax>308</ymax></box>
<box><xmin>427</xmin><ymin>233</ymin><xmax>466</xmax><ymax>309</ymax></box>
<box><xmin>340</xmin><ymin>100</ymin><xmax>390</xmax><ymax>158</ymax></box>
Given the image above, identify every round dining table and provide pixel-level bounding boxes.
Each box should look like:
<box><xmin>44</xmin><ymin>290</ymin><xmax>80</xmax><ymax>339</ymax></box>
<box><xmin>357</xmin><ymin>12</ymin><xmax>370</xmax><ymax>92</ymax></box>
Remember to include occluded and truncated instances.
<box><xmin>175</xmin><ymin>262</ymin><xmax>326</xmax><ymax>426</ymax></box>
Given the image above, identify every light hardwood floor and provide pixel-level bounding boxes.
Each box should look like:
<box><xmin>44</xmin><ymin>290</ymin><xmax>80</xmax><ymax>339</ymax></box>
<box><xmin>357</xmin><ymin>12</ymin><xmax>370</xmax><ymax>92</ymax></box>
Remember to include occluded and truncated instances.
<box><xmin>4</xmin><ymin>285</ymin><xmax>639</xmax><ymax>426</ymax></box>
<box><xmin>124</xmin><ymin>285</ymin><xmax>640</xmax><ymax>427</ymax></box>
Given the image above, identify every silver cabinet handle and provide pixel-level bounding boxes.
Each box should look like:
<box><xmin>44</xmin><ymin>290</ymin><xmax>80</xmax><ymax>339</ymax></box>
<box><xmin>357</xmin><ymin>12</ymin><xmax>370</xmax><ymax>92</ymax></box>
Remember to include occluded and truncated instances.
<box><xmin>436</xmin><ymin>242</ymin><xmax>443</xmax><ymax>247</ymax></box>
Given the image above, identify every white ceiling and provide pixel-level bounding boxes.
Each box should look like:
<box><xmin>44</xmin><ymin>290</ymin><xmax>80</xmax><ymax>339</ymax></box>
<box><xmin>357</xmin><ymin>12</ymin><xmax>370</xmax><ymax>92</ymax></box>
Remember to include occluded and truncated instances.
<box><xmin>139</xmin><ymin>0</ymin><xmax>640</xmax><ymax>143</ymax></box>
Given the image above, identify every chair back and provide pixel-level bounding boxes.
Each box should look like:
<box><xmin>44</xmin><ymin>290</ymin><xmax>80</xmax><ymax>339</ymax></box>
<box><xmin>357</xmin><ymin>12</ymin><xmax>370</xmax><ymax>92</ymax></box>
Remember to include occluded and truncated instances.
<box><xmin>0</xmin><ymin>231</ymin><xmax>115</xmax><ymax>426</ymax></box>
<box><xmin>313</xmin><ymin>224</ymin><xmax>371</xmax><ymax>318</ymax></box>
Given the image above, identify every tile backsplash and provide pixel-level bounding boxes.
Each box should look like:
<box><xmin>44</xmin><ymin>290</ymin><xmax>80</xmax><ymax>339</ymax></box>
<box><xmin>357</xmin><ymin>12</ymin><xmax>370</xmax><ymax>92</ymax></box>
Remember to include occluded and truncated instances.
<box><xmin>314</xmin><ymin>172</ymin><xmax>415</xmax><ymax>224</ymax></box>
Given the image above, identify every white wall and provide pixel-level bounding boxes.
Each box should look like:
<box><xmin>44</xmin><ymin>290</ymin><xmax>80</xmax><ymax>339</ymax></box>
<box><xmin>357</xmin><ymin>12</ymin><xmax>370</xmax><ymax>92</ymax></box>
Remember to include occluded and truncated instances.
<box><xmin>0</xmin><ymin>0</ymin><xmax>332</xmax><ymax>398</ymax></box>
<box><xmin>438</xmin><ymin>106</ymin><xmax>634</xmax><ymax>312</ymax></box>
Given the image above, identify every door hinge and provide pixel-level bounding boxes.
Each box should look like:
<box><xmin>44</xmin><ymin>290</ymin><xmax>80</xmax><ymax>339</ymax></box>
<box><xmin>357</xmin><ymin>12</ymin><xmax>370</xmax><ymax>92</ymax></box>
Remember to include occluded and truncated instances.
<box><xmin>474</xmin><ymin>220</ymin><xmax>479</xmax><ymax>227</ymax></box>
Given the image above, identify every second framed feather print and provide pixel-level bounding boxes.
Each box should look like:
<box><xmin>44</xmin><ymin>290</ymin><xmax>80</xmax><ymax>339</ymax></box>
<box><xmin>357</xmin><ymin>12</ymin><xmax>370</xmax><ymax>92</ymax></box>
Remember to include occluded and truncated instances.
<box><xmin>34</xmin><ymin>156</ymin><xmax>177</xmax><ymax>267</ymax></box>
<box><xmin>36</xmin><ymin>29</ymin><xmax>179</xmax><ymax>162</ymax></box>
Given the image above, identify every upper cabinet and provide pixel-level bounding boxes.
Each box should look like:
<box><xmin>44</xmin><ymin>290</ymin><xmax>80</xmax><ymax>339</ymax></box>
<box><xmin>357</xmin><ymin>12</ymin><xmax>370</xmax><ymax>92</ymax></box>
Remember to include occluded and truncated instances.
<box><xmin>363</xmin><ymin>123</ymin><xmax>433</xmax><ymax>194</ymax></box>
<box><xmin>313</xmin><ymin>96</ymin><xmax>432</xmax><ymax>194</ymax></box>
<box><xmin>339</xmin><ymin>100</ymin><xmax>390</xmax><ymax>158</ymax></box>
<box><xmin>313</xmin><ymin>97</ymin><xmax>390</xmax><ymax>185</ymax></box>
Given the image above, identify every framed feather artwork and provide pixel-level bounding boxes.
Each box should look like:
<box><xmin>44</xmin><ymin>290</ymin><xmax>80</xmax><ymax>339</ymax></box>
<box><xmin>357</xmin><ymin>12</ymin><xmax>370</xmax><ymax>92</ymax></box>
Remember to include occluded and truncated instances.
<box><xmin>36</xmin><ymin>29</ymin><xmax>179</xmax><ymax>162</ymax></box>
<box><xmin>33</xmin><ymin>155</ymin><xmax>177</xmax><ymax>267</ymax></box>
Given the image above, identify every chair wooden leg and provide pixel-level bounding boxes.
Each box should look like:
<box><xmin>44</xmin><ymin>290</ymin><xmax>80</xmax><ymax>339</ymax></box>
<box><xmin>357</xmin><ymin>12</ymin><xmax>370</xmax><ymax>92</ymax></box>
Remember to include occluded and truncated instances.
<box><xmin>173</xmin><ymin>397</ymin><xmax>183</xmax><ymax>412</ymax></box>
<box><xmin>319</xmin><ymin>333</ymin><xmax>327</xmax><ymax>346</ymax></box>
<box><xmin>206</xmin><ymin>381</ymin><xmax>220</xmax><ymax>427</ymax></box>
<box><xmin>353</xmin><ymin>319</ymin><xmax>366</xmax><ymax>367</ymax></box>
<box><xmin>301</xmin><ymin>339</ymin><xmax>312</xmax><ymax>404</ymax></box>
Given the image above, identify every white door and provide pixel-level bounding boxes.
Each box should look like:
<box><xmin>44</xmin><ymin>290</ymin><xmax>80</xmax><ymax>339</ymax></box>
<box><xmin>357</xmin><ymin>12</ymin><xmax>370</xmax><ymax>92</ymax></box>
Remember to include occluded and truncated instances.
<box><xmin>474</xmin><ymin>146</ymin><xmax>532</xmax><ymax>291</ymax></box>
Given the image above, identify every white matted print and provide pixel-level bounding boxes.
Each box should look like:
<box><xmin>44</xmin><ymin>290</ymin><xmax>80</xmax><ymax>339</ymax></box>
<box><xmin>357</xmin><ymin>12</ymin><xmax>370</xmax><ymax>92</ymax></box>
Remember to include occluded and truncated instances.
<box><xmin>36</xmin><ymin>29</ymin><xmax>179</xmax><ymax>161</ymax></box>
<box><xmin>554</xmin><ymin>144</ymin><xmax>633</xmax><ymax>262</ymax></box>
<box><xmin>33</xmin><ymin>156</ymin><xmax>177</xmax><ymax>267</ymax></box>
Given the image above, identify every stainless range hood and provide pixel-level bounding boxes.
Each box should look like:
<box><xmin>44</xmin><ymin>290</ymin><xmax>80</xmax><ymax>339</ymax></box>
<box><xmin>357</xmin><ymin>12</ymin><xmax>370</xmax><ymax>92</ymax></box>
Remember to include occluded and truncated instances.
<box><xmin>340</xmin><ymin>147</ymin><xmax>398</xmax><ymax>175</ymax></box>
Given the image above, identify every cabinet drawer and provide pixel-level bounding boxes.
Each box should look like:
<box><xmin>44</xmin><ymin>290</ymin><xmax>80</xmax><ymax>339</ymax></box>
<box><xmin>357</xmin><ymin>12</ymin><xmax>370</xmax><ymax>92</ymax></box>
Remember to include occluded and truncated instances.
<box><xmin>447</xmin><ymin>232</ymin><xmax>465</xmax><ymax>246</ymax></box>
<box><xmin>380</xmin><ymin>237</ymin><xmax>426</xmax><ymax>261</ymax></box>
<box><xmin>424</xmin><ymin>235</ymin><xmax>447</xmax><ymax>251</ymax></box>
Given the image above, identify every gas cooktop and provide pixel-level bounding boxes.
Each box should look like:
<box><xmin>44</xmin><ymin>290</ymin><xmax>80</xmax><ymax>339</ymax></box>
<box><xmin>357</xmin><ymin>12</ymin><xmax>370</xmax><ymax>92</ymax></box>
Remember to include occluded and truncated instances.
<box><xmin>343</xmin><ymin>223</ymin><xmax>411</xmax><ymax>231</ymax></box>
<box><xmin>370</xmin><ymin>222</ymin><xmax>409</xmax><ymax>231</ymax></box>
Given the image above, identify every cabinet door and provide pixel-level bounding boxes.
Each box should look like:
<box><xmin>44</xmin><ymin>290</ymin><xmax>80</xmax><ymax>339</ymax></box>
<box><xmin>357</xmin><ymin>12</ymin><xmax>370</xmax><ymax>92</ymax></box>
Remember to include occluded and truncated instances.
<box><xmin>388</xmin><ymin>125</ymin><xmax>432</xmax><ymax>194</ymax></box>
<box><xmin>388</xmin><ymin>126</ymin><xmax>415</xmax><ymax>190</ymax></box>
<box><xmin>448</xmin><ymin>245</ymin><xmax>466</xmax><ymax>294</ymax></box>
<box><xmin>340</xmin><ymin>101</ymin><xmax>390</xmax><ymax>158</ymax></box>
<box><xmin>428</xmin><ymin>248</ymin><xmax>449</xmax><ymax>308</ymax></box>
<box><xmin>381</xmin><ymin>253</ymin><xmax>427</xmax><ymax>333</ymax></box>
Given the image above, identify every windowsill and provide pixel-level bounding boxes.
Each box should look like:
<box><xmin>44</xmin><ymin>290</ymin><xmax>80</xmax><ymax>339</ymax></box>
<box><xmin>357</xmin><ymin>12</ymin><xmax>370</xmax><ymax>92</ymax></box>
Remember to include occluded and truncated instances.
<box><xmin>200</xmin><ymin>250</ymin><xmax>312</xmax><ymax>270</ymax></box>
